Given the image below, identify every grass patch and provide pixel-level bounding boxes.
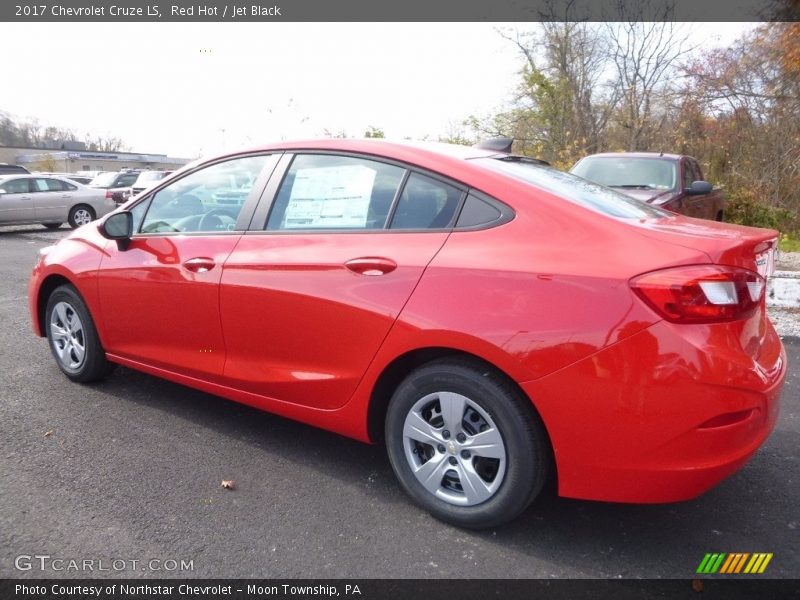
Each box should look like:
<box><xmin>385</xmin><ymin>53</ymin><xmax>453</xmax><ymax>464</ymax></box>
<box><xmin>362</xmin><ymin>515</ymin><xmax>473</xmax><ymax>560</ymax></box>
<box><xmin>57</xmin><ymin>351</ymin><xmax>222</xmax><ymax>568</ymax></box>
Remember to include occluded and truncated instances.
<box><xmin>779</xmin><ymin>235</ymin><xmax>800</xmax><ymax>253</ymax></box>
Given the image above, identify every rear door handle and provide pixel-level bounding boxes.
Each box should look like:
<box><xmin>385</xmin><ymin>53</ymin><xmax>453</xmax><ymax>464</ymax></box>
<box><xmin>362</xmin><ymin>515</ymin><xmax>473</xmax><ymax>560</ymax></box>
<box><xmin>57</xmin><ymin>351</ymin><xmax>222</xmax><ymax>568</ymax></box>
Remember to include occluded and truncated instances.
<box><xmin>344</xmin><ymin>257</ymin><xmax>397</xmax><ymax>276</ymax></box>
<box><xmin>183</xmin><ymin>257</ymin><xmax>216</xmax><ymax>273</ymax></box>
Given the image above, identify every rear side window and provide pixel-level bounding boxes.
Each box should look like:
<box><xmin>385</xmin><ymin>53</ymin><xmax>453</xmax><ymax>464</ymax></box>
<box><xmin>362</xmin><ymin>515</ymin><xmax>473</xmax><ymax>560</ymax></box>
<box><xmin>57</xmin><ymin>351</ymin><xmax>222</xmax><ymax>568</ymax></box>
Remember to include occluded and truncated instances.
<box><xmin>389</xmin><ymin>173</ymin><xmax>463</xmax><ymax>230</ymax></box>
<box><xmin>34</xmin><ymin>178</ymin><xmax>73</xmax><ymax>192</ymax></box>
<box><xmin>267</xmin><ymin>154</ymin><xmax>406</xmax><ymax>230</ymax></box>
<box><xmin>456</xmin><ymin>194</ymin><xmax>503</xmax><ymax>228</ymax></box>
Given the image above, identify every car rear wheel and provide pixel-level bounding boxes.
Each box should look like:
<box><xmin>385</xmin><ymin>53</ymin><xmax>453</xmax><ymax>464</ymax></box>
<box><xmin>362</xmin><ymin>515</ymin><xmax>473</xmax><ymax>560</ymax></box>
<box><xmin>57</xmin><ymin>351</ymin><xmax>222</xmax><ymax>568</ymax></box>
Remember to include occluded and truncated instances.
<box><xmin>43</xmin><ymin>223</ymin><xmax>62</xmax><ymax>230</ymax></box>
<box><xmin>45</xmin><ymin>285</ymin><xmax>111</xmax><ymax>382</ymax></box>
<box><xmin>68</xmin><ymin>205</ymin><xmax>95</xmax><ymax>228</ymax></box>
<box><xmin>385</xmin><ymin>358</ymin><xmax>549</xmax><ymax>529</ymax></box>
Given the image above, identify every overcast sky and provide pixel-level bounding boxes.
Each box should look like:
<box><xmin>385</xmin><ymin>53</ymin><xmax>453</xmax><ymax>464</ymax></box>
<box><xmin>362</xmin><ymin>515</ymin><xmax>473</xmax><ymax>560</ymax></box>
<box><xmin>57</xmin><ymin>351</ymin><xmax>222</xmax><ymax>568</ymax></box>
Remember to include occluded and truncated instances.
<box><xmin>1</xmin><ymin>22</ymin><xmax>754</xmax><ymax>159</ymax></box>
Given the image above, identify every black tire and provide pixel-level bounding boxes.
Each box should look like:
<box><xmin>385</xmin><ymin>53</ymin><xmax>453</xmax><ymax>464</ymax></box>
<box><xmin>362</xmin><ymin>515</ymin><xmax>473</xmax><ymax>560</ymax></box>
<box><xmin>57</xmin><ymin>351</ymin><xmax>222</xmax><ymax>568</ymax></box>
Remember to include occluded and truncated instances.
<box><xmin>45</xmin><ymin>285</ymin><xmax>111</xmax><ymax>383</ymax></box>
<box><xmin>68</xmin><ymin>205</ymin><xmax>96</xmax><ymax>229</ymax></box>
<box><xmin>43</xmin><ymin>223</ymin><xmax>62</xmax><ymax>230</ymax></box>
<box><xmin>385</xmin><ymin>358</ymin><xmax>549</xmax><ymax>529</ymax></box>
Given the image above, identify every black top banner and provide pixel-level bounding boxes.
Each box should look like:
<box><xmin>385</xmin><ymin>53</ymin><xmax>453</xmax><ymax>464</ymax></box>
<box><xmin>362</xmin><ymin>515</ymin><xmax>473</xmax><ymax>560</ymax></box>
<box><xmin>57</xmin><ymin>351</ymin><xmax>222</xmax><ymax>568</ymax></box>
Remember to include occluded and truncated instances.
<box><xmin>1</xmin><ymin>0</ymin><xmax>799</xmax><ymax>22</ymax></box>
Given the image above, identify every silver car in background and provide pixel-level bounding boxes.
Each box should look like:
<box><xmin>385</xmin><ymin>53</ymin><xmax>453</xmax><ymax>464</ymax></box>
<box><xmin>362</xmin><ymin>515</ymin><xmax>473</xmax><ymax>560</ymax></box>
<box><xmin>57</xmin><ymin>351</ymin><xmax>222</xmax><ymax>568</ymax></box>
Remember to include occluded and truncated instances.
<box><xmin>0</xmin><ymin>174</ymin><xmax>116</xmax><ymax>229</ymax></box>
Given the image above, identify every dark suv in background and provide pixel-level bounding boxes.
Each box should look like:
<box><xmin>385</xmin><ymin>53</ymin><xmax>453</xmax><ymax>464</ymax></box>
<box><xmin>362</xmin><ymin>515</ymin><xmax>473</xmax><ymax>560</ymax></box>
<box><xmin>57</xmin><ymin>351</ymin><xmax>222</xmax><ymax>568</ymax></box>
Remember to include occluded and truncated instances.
<box><xmin>88</xmin><ymin>170</ymin><xmax>140</xmax><ymax>204</ymax></box>
<box><xmin>0</xmin><ymin>164</ymin><xmax>31</xmax><ymax>175</ymax></box>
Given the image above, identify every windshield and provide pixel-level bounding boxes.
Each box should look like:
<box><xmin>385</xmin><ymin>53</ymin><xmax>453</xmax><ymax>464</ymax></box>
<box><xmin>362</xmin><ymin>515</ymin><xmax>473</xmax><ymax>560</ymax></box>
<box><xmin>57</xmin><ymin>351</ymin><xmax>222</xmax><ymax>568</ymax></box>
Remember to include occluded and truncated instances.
<box><xmin>571</xmin><ymin>157</ymin><xmax>677</xmax><ymax>190</ymax></box>
<box><xmin>135</xmin><ymin>171</ymin><xmax>168</xmax><ymax>186</ymax></box>
<box><xmin>475</xmin><ymin>158</ymin><xmax>669</xmax><ymax>219</ymax></box>
<box><xmin>89</xmin><ymin>172</ymin><xmax>118</xmax><ymax>187</ymax></box>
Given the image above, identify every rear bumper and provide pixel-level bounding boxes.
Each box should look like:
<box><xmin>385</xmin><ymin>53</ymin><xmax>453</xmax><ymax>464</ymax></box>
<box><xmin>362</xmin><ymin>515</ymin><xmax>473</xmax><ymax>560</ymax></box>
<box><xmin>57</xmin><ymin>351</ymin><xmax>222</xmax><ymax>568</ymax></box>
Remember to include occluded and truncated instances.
<box><xmin>522</xmin><ymin>317</ymin><xmax>786</xmax><ymax>503</ymax></box>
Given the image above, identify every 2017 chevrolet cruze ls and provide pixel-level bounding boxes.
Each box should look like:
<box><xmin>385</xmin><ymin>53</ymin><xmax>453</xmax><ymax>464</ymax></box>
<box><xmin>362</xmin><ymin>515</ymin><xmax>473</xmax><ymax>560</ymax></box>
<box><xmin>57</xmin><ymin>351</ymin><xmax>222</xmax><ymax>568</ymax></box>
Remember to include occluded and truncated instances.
<box><xmin>28</xmin><ymin>139</ymin><xmax>786</xmax><ymax>528</ymax></box>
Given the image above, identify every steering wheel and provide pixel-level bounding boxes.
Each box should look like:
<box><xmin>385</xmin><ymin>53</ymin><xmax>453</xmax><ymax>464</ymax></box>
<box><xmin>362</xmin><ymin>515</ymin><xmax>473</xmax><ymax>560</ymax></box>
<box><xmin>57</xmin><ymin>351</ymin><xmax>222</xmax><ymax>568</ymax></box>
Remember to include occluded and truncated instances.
<box><xmin>141</xmin><ymin>220</ymin><xmax>178</xmax><ymax>233</ymax></box>
<box><xmin>197</xmin><ymin>208</ymin><xmax>236</xmax><ymax>231</ymax></box>
<box><xmin>198</xmin><ymin>208</ymin><xmax>237</xmax><ymax>231</ymax></box>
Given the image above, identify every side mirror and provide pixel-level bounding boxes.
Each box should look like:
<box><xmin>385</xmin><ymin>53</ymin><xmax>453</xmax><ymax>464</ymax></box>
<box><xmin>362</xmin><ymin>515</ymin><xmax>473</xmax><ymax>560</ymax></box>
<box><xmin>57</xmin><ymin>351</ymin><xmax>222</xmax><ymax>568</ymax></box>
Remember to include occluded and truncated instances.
<box><xmin>686</xmin><ymin>180</ymin><xmax>713</xmax><ymax>195</ymax></box>
<box><xmin>101</xmin><ymin>212</ymin><xmax>133</xmax><ymax>249</ymax></box>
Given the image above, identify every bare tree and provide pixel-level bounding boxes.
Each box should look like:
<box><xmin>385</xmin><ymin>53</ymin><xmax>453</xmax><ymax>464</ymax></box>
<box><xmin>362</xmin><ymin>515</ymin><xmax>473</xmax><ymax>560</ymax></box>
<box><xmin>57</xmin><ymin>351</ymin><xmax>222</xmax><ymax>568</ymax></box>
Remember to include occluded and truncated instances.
<box><xmin>494</xmin><ymin>20</ymin><xmax>618</xmax><ymax>165</ymax></box>
<box><xmin>84</xmin><ymin>135</ymin><xmax>129</xmax><ymax>152</ymax></box>
<box><xmin>606</xmin><ymin>2</ymin><xmax>692</xmax><ymax>150</ymax></box>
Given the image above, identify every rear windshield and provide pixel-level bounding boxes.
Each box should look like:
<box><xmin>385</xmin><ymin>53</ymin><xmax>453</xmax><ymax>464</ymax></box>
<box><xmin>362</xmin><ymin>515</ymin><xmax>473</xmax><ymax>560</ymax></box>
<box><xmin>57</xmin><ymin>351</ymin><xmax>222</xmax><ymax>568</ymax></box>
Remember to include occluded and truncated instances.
<box><xmin>572</xmin><ymin>156</ymin><xmax>677</xmax><ymax>191</ymax></box>
<box><xmin>475</xmin><ymin>158</ymin><xmax>669</xmax><ymax>219</ymax></box>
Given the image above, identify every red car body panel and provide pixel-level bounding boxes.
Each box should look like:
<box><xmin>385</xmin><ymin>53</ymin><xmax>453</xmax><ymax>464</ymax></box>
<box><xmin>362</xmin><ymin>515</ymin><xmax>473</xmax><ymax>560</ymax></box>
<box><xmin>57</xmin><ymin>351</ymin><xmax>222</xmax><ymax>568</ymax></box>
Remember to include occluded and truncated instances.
<box><xmin>96</xmin><ymin>235</ymin><xmax>242</xmax><ymax>379</ymax></box>
<box><xmin>219</xmin><ymin>231</ymin><xmax>450</xmax><ymax>409</ymax></box>
<box><xmin>28</xmin><ymin>138</ymin><xmax>786</xmax><ymax>505</ymax></box>
<box><xmin>524</xmin><ymin>315</ymin><xmax>785</xmax><ymax>502</ymax></box>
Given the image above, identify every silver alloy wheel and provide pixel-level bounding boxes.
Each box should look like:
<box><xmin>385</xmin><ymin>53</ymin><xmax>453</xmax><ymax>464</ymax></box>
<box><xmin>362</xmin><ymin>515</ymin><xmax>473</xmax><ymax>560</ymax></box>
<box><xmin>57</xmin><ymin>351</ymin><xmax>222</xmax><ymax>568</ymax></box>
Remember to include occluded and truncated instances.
<box><xmin>49</xmin><ymin>301</ymin><xmax>86</xmax><ymax>371</ymax></box>
<box><xmin>72</xmin><ymin>208</ymin><xmax>93</xmax><ymax>226</ymax></box>
<box><xmin>402</xmin><ymin>391</ymin><xmax>507</xmax><ymax>506</ymax></box>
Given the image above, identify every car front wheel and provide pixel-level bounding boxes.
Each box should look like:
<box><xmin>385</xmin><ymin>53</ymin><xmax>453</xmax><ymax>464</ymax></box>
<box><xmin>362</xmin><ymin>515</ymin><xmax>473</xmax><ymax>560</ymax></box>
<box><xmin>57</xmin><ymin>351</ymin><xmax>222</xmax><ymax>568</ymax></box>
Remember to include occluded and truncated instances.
<box><xmin>385</xmin><ymin>358</ymin><xmax>549</xmax><ymax>529</ymax></box>
<box><xmin>45</xmin><ymin>285</ymin><xmax>110</xmax><ymax>382</ymax></box>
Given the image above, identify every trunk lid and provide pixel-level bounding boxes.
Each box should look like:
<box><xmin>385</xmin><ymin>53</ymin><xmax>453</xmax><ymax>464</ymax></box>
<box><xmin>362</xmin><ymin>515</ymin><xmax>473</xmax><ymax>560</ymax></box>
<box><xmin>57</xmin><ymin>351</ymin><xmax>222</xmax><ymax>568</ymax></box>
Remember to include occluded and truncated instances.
<box><xmin>632</xmin><ymin>216</ymin><xmax>778</xmax><ymax>275</ymax></box>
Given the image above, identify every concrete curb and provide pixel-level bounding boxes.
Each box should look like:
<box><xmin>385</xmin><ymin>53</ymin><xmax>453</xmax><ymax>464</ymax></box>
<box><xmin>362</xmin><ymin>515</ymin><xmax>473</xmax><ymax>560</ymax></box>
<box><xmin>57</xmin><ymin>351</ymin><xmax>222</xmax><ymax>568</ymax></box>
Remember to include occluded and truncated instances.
<box><xmin>767</xmin><ymin>270</ymin><xmax>800</xmax><ymax>308</ymax></box>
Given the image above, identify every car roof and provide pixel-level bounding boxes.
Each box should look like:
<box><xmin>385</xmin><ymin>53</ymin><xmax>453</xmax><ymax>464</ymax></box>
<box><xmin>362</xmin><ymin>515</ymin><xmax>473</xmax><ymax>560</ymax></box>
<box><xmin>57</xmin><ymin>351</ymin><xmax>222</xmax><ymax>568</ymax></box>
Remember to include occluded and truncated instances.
<box><xmin>179</xmin><ymin>139</ymin><xmax>507</xmax><ymax>182</ymax></box>
<box><xmin>579</xmin><ymin>152</ymin><xmax>684</xmax><ymax>161</ymax></box>
<box><xmin>171</xmin><ymin>138</ymin><xmax>549</xmax><ymax>203</ymax></box>
<box><xmin>232</xmin><ymin>138</ymin><xmax>499</xmax><ymax>162</ymax></box>
<box><xmin>0</xmin><ymin>174</ymin><xmax>76</xmax><ymax>181</ymax></box>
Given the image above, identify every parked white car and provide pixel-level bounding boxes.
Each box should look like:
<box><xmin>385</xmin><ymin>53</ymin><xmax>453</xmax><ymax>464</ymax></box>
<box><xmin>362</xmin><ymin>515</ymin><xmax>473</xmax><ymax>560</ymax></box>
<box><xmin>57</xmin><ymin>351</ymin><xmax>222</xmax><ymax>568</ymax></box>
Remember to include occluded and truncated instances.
<box><xmin>0</xmin><ymin>174</ymin><xmax>116</xmax><ymax>229</ymax></box>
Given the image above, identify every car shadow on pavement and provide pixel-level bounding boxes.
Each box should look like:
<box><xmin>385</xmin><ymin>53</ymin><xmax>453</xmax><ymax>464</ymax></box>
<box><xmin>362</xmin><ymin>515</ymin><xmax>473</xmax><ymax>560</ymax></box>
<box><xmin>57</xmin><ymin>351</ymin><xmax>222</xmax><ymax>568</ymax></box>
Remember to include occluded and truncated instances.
<box><xmin>84</xmin><ymin>358</ymin><xmax>796</xmax><ymax>579</ymax></box>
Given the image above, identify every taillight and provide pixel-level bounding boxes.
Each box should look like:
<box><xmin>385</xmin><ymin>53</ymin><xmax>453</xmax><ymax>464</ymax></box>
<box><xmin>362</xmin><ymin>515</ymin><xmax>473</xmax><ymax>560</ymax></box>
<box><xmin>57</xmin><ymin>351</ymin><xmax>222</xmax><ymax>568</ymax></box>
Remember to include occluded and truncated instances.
<box><xmin>630</xmin><ymin>265</ymin><xmax>765</xmax><ymax>323</ymax></box>
<box><xmin>105</xmin><ymin>190</ymin><xmax>113</xmax><ymax>199</ymax></box>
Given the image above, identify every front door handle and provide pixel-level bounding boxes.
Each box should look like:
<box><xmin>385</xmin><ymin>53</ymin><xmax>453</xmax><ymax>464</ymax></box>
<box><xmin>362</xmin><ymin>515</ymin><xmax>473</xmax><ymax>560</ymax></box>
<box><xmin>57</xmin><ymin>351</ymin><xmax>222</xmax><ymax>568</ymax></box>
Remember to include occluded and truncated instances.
<box><xmin>344</xmin><ymin>257</ymin><xmax>397</xmax><ymax>276</ymax></box>
<box><xmin>183</xmin><ymin>257</ymin><xmax>216</xmax><ymax>273</ymax></box>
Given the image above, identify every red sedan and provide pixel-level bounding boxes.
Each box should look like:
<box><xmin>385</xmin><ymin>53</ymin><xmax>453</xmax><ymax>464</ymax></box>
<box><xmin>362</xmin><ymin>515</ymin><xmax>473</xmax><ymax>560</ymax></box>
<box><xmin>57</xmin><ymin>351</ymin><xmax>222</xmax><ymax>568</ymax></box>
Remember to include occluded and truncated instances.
<box><xmin>28</xmin><ymin>139</ymin><xmax>786</xmax><ymax>528</ymax></box>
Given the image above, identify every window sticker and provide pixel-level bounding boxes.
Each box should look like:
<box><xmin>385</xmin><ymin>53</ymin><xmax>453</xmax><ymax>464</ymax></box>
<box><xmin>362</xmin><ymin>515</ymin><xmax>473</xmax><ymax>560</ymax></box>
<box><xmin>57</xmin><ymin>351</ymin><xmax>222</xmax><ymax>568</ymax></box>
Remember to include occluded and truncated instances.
<box><xmin>283</xmin><ymin>165</ymin><xmax>376</xmax><ymax>229</ymax></box>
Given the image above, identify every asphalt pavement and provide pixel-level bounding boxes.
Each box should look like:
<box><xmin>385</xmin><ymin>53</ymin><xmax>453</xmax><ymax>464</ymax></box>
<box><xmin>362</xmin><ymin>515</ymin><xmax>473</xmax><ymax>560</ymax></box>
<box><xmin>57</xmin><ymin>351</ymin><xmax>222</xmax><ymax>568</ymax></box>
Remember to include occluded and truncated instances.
<box><xmin>0</xmin><ymin>225</ymin><xmax>797</xmax><ymax>579</ymax></box>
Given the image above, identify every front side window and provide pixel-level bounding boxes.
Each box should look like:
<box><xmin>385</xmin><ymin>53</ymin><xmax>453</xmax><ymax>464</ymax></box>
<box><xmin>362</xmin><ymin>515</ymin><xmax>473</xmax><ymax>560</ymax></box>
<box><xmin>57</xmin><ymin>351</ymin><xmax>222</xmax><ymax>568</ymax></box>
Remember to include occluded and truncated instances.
<box><xmin>267</xmin><ymin>154</ymin><xmax>406</xmax><ymax>231</ymax></box>
<box><xmin>682</xmin><ymin>160</ymin><xmax>694</xmax><ymax>189</ymax></box>
<box><xmin>139</xmin><ymin>155</ymin><xmax>269</xmax><ymax>234</ymax></box>
<box><xmin>689</xmin><ymin>160</ymin><xmax>703</xmax><ymax>183</ymax></box>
